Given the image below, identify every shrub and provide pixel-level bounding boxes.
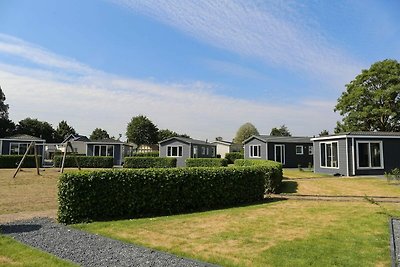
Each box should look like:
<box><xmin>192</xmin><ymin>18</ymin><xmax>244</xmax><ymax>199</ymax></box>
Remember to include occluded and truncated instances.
<box><xmin>58</xmin><ymin>166</ymin><xmax>268</xmax><ymax>224</ymax></box>
<box><xmin>225</xmin><ymin>152</ymin><xmax>244</xmax><ymax>164</ymax></box>
<box><xmin>0</xmin><ymin>155</ymin><xmax>42</xmax><ymax>168</ymax></box>
<box><xmin>234</xmin><ymin>159</ymin><xmax>283</xmax><ymax>193</ymax></box>
<box><xmin>185</xmin><ymin>158</ymin><xmax>228</xmax><ymax>167</ymax></box>
<box><xmin>133</xmin><ymin>151</ymin><xmax>159</xmax><ymax>157</ymax></box>
<box><xmin>53</xmin><ymin>156</ymin><xmax>113</xmax><ymax>168</ymax></box>
<box><xmin>124</xmin><ymin>157</ymin><xmax>176</xmax><ymax>168</ymax></box>
<box><xmin>385</xmin><ymin>168</ymin><xmax>400</xmax><ymax>183</ymax></box>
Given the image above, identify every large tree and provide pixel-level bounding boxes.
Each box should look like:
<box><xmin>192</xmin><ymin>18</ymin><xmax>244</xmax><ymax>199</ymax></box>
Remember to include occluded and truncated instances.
<box><xmin>0</xmin><ymin>86</ymin><xmax>15</xmax><ymax>137</ymax></box>
<box><xmin>270</xmin><ymin>125</ymin><xmax>291</xmax><ymax>136</ymax></box>
<box><xmin>126</xmin><ymin>115</ymin><xmax>159</xmax><ymax>146</ymax></box>
<box><xmin>335</xmin><ymin>59</ymin><xmax>400</xmax><ymax>133</ymax></box>
<box><xmin>319</xmin><ymin>129</ymin><xmax>330</xmax><ymax>136</ymax></box>
<box><xmin>234</xmin><ymin>122</ymin><xmax>259</xmax><ymax>144</ymax></box>
<box><xmin>157</xmin><ymin>129</ymin><xmax>190</xmax><ymax>142</ymax></box>
<box><xmin>55</xmin><ymin>120</ymin><xmax>76</xmax><ymax>142</ymax></box>
<box><xmin>90</xmin><ymin>128</ymin><xmax>110</xmax><ymax>140</ymax></box>
<box><xmin>16</xmin><ymin>118</ymin><xmax>56</xmax><ymax>142</ymax></box>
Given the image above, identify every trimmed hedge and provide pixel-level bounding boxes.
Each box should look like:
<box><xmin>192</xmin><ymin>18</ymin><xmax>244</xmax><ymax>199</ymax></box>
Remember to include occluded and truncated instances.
<box><xmin>53</xmin><ymin>156</ymin><xmax>114</xmax><ymax>168</ymax></box>
<box><xmin>225</xmin><ymin>152</ymin><xmax>244</xmax><ymax>164</ymax></box>
<box><xmin>133</xmin><ymin>152</ymin><xmax>159</xmax><ymax>157</ymax></box>
<box><xmin>124</xmin><ymin>157</ymin><xmax>176</xmax><ymax>168</ymax></box>
<box><xmin>0</xmin><ymin>155</ymin><xmax>42</xmax><ymax>168</ymax></box>
<box><xmin>58</xmin><ymin>166</ymin><xmax>268</xmax><ymax>224</ymax></box>
<box><xmin>234</xmin><ymin>159</ymin><xmax>283</xmax><ymax>192</ymax></box>
<box><xmin>185</xmin><ymin>158</ymin><xmax>228</xmax><ymax>167</ymax></box>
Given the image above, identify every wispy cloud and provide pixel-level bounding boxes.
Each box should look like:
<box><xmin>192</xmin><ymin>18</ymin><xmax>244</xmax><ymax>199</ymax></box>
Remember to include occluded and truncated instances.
<box><xmin>0</xmin><ymin>33</ymin><xmax>339</xmax><ymax>139</ymax></box>
<box><xmin>113</xmin><ymin>0</ymin><xmax>363</xmax><ymax>88</ymax></box>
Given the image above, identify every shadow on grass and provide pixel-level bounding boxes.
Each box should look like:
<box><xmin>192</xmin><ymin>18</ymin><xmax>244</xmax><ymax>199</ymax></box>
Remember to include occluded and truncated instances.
<box><xmin>278</xmin><ymin>180</ymin><xmax>298</xmax><ymax>194</ymax></box>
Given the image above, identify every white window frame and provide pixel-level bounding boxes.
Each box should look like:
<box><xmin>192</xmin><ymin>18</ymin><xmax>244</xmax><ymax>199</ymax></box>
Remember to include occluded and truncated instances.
<box><xmin>274</xmin><ymin>144</ymin><xmax>285</xmax><ymax>165</ymax></box>
<box><xmin>320</xmin><ymin>141</ymin><xmax>339</xmax><ymax>169</ymax></box>
<box><xmin>9</xmin><ymin>143</ymin><xmax>31</xmax><ymax>155</ymax></box>
<box><xmin>201</xmin><ymin>147</ymin><xmax>206</xmax><ymax>155</ymax></box>
<box><xmin>249</xmin><ymin>145</ymin><xmax>261</xmax><ymax>158</ymax></box>
<box><xmin>211</xmin><ymin>147</ymin><xmax>215</xmax><ymax>157</ymax></box>
<box><xmin>296</xmin><ymin>145</ymin><xmax>304</xmax><ymax>155</ymax></box>
<box><xmin>93</xmin><ymin>145</ymin><xmax>114</xmax><ymax>157</ymax></box>
<box><xmin>356</xmin><ymin>141</ymin><xmax>384</xmax><ymax>170</ymax></box>
<box><xmin>167</xmin><ymin>145</ymin><xmax>183</xmax><ymax>157</ymax></box>
<box><xmin>309</xmin><ymin>145</ymin><xmax>313</xmax><ymax>155</ymax></box>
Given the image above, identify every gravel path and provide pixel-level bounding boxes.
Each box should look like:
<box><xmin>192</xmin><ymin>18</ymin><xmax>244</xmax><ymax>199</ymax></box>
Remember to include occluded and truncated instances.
<box><xmin>391</xmin><ymin>218</ymin><xmax>400</xmax><ymax>267</ymax></box>
<box><xmin>1</xmin><ymin>218</ymin><xmax>218</xmax><ymax>267</ymax></box>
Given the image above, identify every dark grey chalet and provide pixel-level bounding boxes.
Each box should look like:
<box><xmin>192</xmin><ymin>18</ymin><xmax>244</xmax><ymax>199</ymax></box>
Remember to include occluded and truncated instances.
<box><xmin>0</xmin><ymin>134</ymin><xmax>45</xmax><ymax>157</ymax></box>
<box><xmin>243</xmin><ymin>135</ymin><xmax>313</xmax><ymax>168</ymax></box>
<box><xmin>159</xmin><ymin>137</ymin><xmax>217</xmax><ymax>167</ymax></box>
<box><xmin>312</xmin><ymin>132</ymin><xmax>400</xmax><ymax>176</ymax></box>
<box><xmin>86</xmin><ymin>138</ymin><xmax>135</xmax><ymax>166</ymax></box>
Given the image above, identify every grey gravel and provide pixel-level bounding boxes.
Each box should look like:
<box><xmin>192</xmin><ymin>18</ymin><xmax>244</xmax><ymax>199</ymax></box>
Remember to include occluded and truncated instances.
<box><xmin>1</xmin><ymin>218</ymin><xmax>219</xmax><ymax>267</ymax></box>
<box><xmin>392</xmin><ymin>218</ymin><xmax>400</xmax><ymax>267</ymax></box>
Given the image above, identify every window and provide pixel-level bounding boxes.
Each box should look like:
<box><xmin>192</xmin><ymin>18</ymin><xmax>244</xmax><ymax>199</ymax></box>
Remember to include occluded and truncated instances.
<box><xmin>320</xmin><ymin>142</ymin><xmax>338</xmax><ymax>168</ymax></box>
<box><xmin>206</xmin><ymin>147</ymin><xmax>209</xmax><ymax>155</ymax></box>
<box><xmin>201</xmin><ymin>147</ymin><xmax>206</xmax><ymax>155</ymax></box>
<box><xmin>296</xmin><ymin>146</ymin><xmax>303</xmax><ymax>155</ymax></box>
<box><xmin>93</xmin><ymin>145</ymin><xmax>114</xmax><ymax>157</ymax></box>
<box><xmin>357</xmin><ymin>141</ymin><xmax>383</xmax><ymax>169</ymax></box>
<box><xmin>9</xmin><ymin>143</ymin><xmax>31</xmax><ymax>155</ymax></box>
<box><xmin>193</xmin><ymin>146</ymin><xmax>198</xmax><ymax>158</ymax></box>
<box><xmin>309</xmin><ymin>146</ymin><xmax>313</xmax><ymax>155</ymax></box>
<box><xmin>250</xmin><ymin>145</ymin><xmax>261</xmax><ymax>158</ymax></box>
<box><xmin>167</xmin><ymin>146</ymin><xmax>183</xmax><ymax>157</ymax></box>
<box><xmin>211</xmin><ymin>147</ymin><xmax>215</xmax><ymax>157</ymax></box>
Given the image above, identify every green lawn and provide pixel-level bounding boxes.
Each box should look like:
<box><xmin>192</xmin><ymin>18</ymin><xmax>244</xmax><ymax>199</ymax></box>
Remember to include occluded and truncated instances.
<box><xmin>75</xmin><ymin>199</ymin><xmax>400</xmax><ymax>267</ymax></box>
<box><xmin>283</xmin><ymin>168</ymin><xmax>332</xmax><ymax>179</ymax></box>
<box><xmin>0</xmin><ymin>235</ymin><xmax>77</xmax><ymax>267</ymax></box>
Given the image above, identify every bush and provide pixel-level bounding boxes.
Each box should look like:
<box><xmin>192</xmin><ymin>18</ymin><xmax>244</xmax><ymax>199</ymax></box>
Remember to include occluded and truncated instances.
<box><xmin>124</xmin><ymin>157</ymin><xmax>176</xmax><ymax>168</ymax></box>
<box><xmin>185</xmin><ymin>158</ymin><xmax>228</xmax><ymax>167</ymax></box>
<box><xmin>58</xmin><ymin>166</ymin><xmax>269</xmax><ymax>224</ymax></box>
<box><xmin>0</xmin><ymin>155</ymin><xmax>42</xmax><ymax>168</ymax></box>
<box><xmin>53</xmin><ymin>156</ymin><xmax>113</xmax><ymax>168</ymax></box>
<box><xmin>133</xmin><ymin>151</ymin><xmax>159</xmax><ymax>157</ymax></box>
<box><xmin>225</xmin><ymin>152</ymin><xmax>244</xmax><ymax>164</ymax></box>
<box><xmin>234</xmin><ymin>159</ymin><xmax>283</xmax><ymax>193</ymax></box>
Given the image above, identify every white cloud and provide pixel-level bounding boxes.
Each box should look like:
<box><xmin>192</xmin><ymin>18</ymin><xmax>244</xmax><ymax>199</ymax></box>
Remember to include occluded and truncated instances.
<box><xmin>113</xmin><ymin>0</ymin><xmax>363</xmax><ymax>89</ymax></box>
<box><xmin>0</xmin><ymin>34</ymin><xmax>339</xmax><ymax>140</ymax></box>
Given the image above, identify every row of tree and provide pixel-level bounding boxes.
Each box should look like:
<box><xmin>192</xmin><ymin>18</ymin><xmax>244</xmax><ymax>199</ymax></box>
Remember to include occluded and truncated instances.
<box><xmin>0</xmin><ymin>88</ymin><xmax>189</xmax><ymax>145</ymax></box>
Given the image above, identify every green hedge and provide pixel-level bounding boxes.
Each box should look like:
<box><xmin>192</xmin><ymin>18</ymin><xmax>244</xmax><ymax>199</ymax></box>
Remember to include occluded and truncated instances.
<box><xmin>58</xmin><ymin>166</ymin><xmax>269</xmax><ymax>224</ymax></box>
<box><xmin>53</xmin><ymin>156</ymin><xmax>114</xmax><ymax>168</ymax></box>
<box><xmin>225</xmin><ymin>152</ymin><xmax>244</xmax><ymax>164</ymax></box>
<box><xmin>185</xmin><ymin>158</ymin><xmax>228</xmax><ymax>167</ymax></box>
<box><xmin>133</xmin><ymin>151</ymin><xmax>159</xmax><ymax>157</ymax></box>
<box><xmin>124</xmin><ymin>157</ymin><xmax>176</xmax><ymax>168</ymax></box>
<box><xmin>0</xmin><ymin>155</ymin><xmax>42</xmax><ymax>168</ymax></box>
<box><xmin>234</xmin><ymin>159</ymin><xmax>283</xmax><ymax>193</ymax></box>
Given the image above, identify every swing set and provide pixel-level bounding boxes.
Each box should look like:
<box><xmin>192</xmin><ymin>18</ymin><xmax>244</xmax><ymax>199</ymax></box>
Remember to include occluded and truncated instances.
<box><xmin>12</xmin><ymin>141</ymin><xmax>81</xmax><ymax>178</ymax></box>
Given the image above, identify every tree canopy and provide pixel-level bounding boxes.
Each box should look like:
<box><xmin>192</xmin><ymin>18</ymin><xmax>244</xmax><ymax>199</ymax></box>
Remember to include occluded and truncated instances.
<box><xmin>126</xmin><ymin>115</ymin><xmax>159</xmax><ymax>146</ymax></box>
<box><xmin>90</xmin><ymin>128</ymin><xmax>110</xmax><ymax>140</ymax></box>
<box><xmin>234</xmin><ymin>122</ymin><xmax>259</xmax><ymax>144</ymax></box>
<box><xmin>157</xmin><ymin>129</ymin><xmax>190</xmax><ymax>142</ymax></box>
<box><xmin>335</xmin><ymin>59</ymin><xmax>400</xmax><ymax>133</ymax></box>
<box><xmin>0</xmin><ymin>87</ymin><xmax>15</xmax><ymax>137</ymax></box>
<box><xmin>55</xmin><ymin>120</ymin><xmax>76</xmax><ymax>142</ymax></box>
<box><xmin>319</xmin><ymin>129</ymin><xmax>330</xmax><ymax>136</ymax></box>
<box><xmin>16</xmin><ymin>118</ymin><xmax>56</xmax><ymax>142</ymax></box>
<box><xmin>270</xmin><ymin>125</ymin><xmax>291</xmax><ymax>136</ymax></box>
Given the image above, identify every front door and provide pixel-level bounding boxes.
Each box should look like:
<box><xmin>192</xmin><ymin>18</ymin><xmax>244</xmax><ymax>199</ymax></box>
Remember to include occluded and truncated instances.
<box><xmin>274</xmin><ymin>144</ymin><xmax>285</xmax><ymax>165</ymax></box>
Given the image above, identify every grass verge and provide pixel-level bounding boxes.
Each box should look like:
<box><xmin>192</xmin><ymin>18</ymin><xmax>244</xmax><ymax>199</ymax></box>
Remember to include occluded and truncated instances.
<box><xmin>0</xmin><ymin>234</ymin><xmax>77</xmax><ymax>267</ymax></box>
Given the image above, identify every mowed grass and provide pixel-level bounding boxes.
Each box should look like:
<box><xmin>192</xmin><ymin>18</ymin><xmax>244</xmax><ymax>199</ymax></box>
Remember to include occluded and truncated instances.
<box><xmin>284</xmin><ymin>177</ymin><xmax>400</xmax><ymax>196</ymax></box>
<box><xmin>0</xmin><ymin>235</ymin><xmax>77</xmax><ymax>267</ymax></box>
<box><xmin>76</xmin><ymin>200</ymin><xmax>400</xmax><ymax>267</ymax></box>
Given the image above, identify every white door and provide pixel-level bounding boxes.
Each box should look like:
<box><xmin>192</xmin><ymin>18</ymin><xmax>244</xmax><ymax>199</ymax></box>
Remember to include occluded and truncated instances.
<box><xmin>274</xmin><ymin>144</ymin><xmax>285</xmax><ymax>165</ymax></box>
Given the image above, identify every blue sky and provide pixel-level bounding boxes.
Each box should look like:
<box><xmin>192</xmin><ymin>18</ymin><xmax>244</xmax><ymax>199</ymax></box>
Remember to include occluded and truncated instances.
<box><xmin>0</xmin><ymin>0</ymin><xmax>399</xmax><ymax>140</ymax></box>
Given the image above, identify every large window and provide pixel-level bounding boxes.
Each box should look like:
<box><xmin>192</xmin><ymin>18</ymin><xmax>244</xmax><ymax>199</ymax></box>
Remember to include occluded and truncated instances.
<box><xmin>167</xmin><ymin>146</ymin><xmax>183</xmax><ymax>157</ymax></box>
<box><xmin>9</xmin><ymin>143</ymin><xmax>30</xmax><ymax>155</ymax></box>
<box><xmin>309</xmin><ymin>145</ymin><xmax>313</xmax><ymax>155</ymax></box>
<box><xmin>320</xmin><ymin>142</ymin><xmax>338</xmax><ymax>168</ymax></box>
<box><xmin>296</xmin><ymin>146</ymin><xmax>303</xmax><ymax>155</ymax></box>
<box><xmin>357</xmin><ymin>141</ymin><xmax>383</xmax><ymax>169</ymax></box>
<box><xmin>250</xmin><ymin>145</ymin><xmax>261</xmax><ymax>158</ymax></box>
<box><xmin>93</xmin><ymin>145</ymin><xmax>114</xmax><ymax>157</ymax></box>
